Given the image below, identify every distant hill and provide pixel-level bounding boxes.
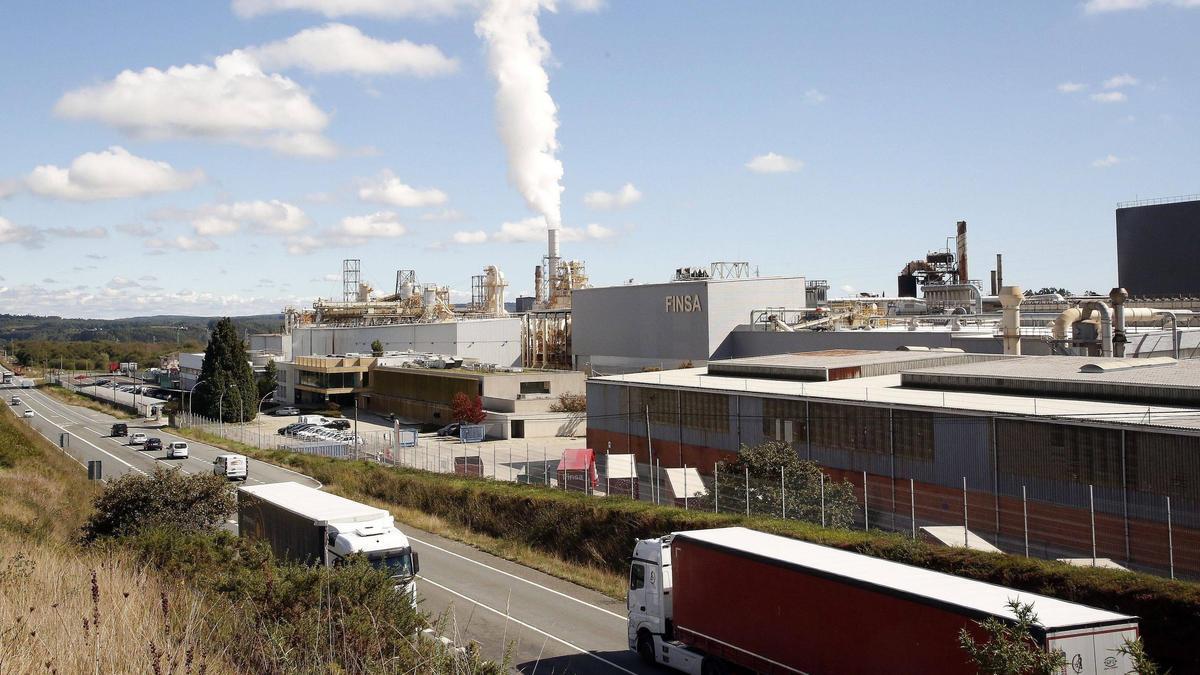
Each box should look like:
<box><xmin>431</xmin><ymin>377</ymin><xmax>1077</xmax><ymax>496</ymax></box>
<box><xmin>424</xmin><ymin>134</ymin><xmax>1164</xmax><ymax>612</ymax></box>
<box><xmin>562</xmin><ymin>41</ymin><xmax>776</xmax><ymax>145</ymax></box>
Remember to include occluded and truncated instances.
<box><xmin>0</xmin><ymin>313</ymin><xmax>283</xmax><ymax>344</ymax></box>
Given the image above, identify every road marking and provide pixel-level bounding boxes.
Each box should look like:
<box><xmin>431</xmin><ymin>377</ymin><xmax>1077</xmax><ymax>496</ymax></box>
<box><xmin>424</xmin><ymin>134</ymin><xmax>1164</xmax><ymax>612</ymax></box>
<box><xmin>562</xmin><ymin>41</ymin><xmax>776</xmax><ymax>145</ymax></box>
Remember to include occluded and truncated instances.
<box><xmin>24</xmin><ymin>405</ymin><xmax>145</xmax><ymax>475</ymax></box>
<box><xmin>408</xmin><ymin>536</ymin><xmax>627</xmax><ymax>622</ymax></box>
<box><xmin>417</xmin><ymin>576</ymin><xmax>639</xmax><ymax>675</ymax></box>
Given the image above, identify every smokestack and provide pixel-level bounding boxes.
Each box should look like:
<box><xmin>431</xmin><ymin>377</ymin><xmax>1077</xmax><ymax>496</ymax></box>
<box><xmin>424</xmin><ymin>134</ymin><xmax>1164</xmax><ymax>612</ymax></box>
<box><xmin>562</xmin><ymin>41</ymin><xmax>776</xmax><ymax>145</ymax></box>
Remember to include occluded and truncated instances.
<box><xmin>955</xmin><ymin>221</ymin><xmax>968</xmax><ymax>283</ymax></box>
<box><xmin>990</xmin><ymin>270</ymin><xmax>997</xmax><ymax>296</ymax></box>
<box><xmin>995</xmin><ymin>253</ymin><xmax>1003</xmax><ymax>290</ymax></box>
<box><xmin>534</xmin><ymin>264</ymin><xmax>544</xmax><ymax>307</ymax></box>
<box><xmin>547</xmin><ymin>225</ymin><xmax>560</xmax><ymax>295</ymax></box>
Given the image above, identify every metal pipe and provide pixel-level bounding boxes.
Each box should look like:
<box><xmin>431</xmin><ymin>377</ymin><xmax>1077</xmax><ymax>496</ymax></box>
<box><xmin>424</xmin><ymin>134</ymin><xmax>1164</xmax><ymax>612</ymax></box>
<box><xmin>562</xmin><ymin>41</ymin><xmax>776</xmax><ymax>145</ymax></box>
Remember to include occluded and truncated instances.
<box><xmin>1079</xmin><ymin>300</ymin><xmax>1113</xmax><ymax>357</ymax></box>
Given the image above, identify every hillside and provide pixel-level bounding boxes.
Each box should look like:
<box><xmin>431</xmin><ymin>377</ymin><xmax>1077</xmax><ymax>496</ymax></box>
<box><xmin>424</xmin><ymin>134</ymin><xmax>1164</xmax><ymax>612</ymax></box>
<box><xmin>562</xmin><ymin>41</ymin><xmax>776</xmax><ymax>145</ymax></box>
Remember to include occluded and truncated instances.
<box><xmin>0</xmin><ymin>313</ymin><xmax>282</xmax><ymax>344</ymax></box>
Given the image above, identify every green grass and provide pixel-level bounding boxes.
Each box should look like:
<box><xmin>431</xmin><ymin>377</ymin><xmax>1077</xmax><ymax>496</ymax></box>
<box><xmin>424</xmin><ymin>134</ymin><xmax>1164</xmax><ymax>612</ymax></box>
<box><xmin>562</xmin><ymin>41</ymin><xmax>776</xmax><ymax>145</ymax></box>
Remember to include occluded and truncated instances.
<box><xmin>38</xmin><ymin>383</ymin><xmax>134</xmax><ymax>419</ymax></box>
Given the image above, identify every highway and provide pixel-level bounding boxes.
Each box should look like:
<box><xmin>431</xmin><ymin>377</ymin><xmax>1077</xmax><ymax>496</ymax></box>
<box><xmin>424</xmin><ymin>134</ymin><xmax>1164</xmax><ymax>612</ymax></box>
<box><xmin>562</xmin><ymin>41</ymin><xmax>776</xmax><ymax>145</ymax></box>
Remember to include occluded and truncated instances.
<box><xmin>3</xmin><ymin>379</ymin><xmax>653</xmax><ymax>674</ymax></box>
<box><xmin>4</xmin><ymin>382</ymin><xmax>319</xmax><ymax>488</ymax></box>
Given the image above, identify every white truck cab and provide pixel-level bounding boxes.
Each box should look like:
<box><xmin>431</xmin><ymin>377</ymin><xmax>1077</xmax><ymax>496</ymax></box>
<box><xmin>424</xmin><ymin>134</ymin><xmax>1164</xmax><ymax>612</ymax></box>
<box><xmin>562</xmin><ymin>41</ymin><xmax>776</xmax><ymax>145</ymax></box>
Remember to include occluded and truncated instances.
<box><xmin>627</xmin><ymin>535</ymin><xmax>707</xmax><ymax>673</ymax></box>
<box><xmin>327</xmin><ymin>515</ymin><xmax>419</xmax><ymax>603</ymax></box>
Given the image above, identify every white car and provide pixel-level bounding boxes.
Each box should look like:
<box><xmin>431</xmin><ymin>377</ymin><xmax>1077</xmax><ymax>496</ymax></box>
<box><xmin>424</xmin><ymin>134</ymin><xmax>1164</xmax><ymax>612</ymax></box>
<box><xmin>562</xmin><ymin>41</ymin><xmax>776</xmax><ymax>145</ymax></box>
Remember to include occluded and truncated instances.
<box><xmin>22</xmin><ymin>408</ymin><xmax>34</xmax><ymax>418</ymax></box>
<box><xmin>167</xmin><ymin>441</ymin><xmax>189</xmax><ymax>459</ymax></box>
<box><xmin>129</xmin><ymin>432</ymin><xmax>148</xmax><ymax>445</ymax></box>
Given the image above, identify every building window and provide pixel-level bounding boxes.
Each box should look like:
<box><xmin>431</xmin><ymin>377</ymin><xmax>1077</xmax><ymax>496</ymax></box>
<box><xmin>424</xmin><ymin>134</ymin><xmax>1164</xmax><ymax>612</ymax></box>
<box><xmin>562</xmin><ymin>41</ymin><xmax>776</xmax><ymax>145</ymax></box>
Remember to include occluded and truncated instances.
<box><xmin>762</xmin><ymin>398</ymin><xmax>806</xmax><ymax>445</ymax></box>
<box><xmin>520</xmin><ymin>381</ymin><xmax>551</xmax><ymax>395</ymax></box>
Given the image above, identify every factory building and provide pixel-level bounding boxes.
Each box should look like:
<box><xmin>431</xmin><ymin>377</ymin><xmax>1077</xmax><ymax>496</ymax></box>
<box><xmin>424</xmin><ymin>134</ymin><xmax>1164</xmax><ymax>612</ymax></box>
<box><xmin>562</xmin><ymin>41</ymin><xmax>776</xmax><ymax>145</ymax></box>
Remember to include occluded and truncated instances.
<box><xmin>1117</xmin><ymin>195</ymin><xmax>1200</xmax><ymax>297</ymax></box>
<box><xmin>571</xmin><ymin>269</ymin><xmax>807</xmax><ymax>373</ymax></box>
<box><xmin>288</xmin><ymin>318</ymin><xmax>522</xmax><ymax>366</ymax></box>
<box><xmin>586</xmin><ymin>350</ymin><xmax>1200</xmax><ymax>577</ymax></box>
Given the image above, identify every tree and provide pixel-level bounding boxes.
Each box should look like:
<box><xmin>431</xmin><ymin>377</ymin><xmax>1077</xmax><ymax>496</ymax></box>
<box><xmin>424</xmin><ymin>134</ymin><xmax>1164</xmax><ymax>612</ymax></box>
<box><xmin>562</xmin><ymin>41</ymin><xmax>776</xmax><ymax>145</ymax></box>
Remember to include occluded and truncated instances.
<box><xmin>1024</xmin><ymin>287</ymin><xmax>1072</xmax><ymax>297</ymax></box>
<box><xmin>548</xmin><ymin>392</ymin><xmax>587</xmax><ymax>413</ymax></box>
<box><xmin>193</xmin><ymin>317</ymin><xmax>257</xmax><ymax>422</ymax></box>
<box><xmin>370</xmin><ymin>339</ymin><xmax>384</xmax><ymax>356</ymax></box>
<box><xmin>958</xmin><ymin>600</ymin><xmax>1067</xmax><ymax>675</ymax></box>
<box><xmin>1115</xmin><ymin>637</ymin><xmax>1163</xmax><ymax>675</ymax></box>
<box><xmin>258</xmin><ymin>358</ymin><xmax>278</xmax><ymax>401</ymax></box>
<box><xmin>450</xmin><ymin>391</ymin><xmax>486</xmax><ymax>424</ymax></box>
<box><xmin>694</xmin><ymin>441</ymin><xmax>859</xmax><ymax>527</ymax></box>
<box><xmin>82</xmin><ymin>467</ymin><xmax>236</xmax><ymax>541</ymax></box>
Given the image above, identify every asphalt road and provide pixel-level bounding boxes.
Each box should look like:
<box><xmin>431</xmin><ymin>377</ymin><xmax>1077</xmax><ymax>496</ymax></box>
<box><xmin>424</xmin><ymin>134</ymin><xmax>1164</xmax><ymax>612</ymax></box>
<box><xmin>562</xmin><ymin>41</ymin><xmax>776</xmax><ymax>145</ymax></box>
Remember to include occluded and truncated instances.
<box><xmin>5</xmin><ymin>383</ymin><xmax>320</xmax><ymax>488</ymax></box>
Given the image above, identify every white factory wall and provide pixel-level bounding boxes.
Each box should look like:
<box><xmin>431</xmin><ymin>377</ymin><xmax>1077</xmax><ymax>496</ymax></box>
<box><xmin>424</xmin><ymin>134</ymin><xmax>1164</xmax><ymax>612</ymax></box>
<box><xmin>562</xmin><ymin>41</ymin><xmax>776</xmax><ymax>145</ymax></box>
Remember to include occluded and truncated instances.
<box><xmin>289</xmin><ymin>318</ymin><xmax>522</xmax><ymax>366</ymax></box>
<box><xmin>572</xmin><ymin>275</ymin><xmax>806</xmax><ymax>373</ymax></box>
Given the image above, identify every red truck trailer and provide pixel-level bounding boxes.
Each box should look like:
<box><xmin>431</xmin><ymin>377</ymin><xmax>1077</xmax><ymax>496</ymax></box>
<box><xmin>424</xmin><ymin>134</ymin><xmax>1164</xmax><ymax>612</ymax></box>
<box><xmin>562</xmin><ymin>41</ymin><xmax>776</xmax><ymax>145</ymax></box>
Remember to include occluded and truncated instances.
<box><xmin>627</xmin><ymin>527</ymin><xmax>1138</xmax><ymax>675</ymax></box>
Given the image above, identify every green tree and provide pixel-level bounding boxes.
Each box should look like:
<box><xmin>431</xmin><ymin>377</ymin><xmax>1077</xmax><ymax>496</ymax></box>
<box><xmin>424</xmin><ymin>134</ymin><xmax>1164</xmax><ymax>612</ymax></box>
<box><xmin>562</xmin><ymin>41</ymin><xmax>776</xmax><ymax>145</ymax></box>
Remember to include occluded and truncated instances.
<box><xmin>958</xmin><ymin>600</ymin><xmax>1068</xmax><ymax>675</ymax></box>
<box><xmin>371</xmin><ymin>339</ymin><xmax>384</xmax><ymax>356</ymax></box>
<box><xmin>258</xmin><ymin>358</ymin><xmax>278</xmax><ymax>401</ymax></box>
<box><xmin>82</xmin><ymin>467</ymin><xmax>236</xmax><ymax>541</ymax></box>
<box><xmin>193</xmin><ymin>317</ymin><xmax>257</xmax><ymax>422</ymax></box>
<box><xmin>695</xmin><ymin>441</ymin><xmax>858</xmax><ymax>527</ymax></box>
<box><xmin>1116</xmin><ymin>637</ymin><xmax>1165</xmax><ymax>675</ymax></box>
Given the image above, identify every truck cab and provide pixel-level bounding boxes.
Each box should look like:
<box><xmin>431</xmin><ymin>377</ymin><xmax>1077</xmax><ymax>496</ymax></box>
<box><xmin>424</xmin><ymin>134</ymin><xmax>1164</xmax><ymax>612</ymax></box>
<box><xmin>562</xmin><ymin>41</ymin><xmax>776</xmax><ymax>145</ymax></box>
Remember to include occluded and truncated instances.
<box><xmin>326</xmin><ymin>514</ymin><xmax>420</xmax><ymax>605</ymax></box>
<box><xmin>629</xmin><ymin>536</ymin><xmax>706</xmax><ymax>673</ymax></box>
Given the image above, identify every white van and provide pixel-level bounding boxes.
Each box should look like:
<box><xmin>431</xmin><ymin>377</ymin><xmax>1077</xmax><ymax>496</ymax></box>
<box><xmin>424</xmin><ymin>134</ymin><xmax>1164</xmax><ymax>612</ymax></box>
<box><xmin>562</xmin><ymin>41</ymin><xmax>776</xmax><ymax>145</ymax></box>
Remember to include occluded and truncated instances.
<box><xmin>212</xmin><ymin>454</ymin><xmax>247</xmax><ymax>481</ymax></box>
<box><xmin>297</xmin><ymin>415</ymin><xmax>333</xmax><ymax>426</ymax></box>
<box><xmin>167</xmin><ymin>441</ymin><xmax>189</xmax><ymax>459</ymax></box>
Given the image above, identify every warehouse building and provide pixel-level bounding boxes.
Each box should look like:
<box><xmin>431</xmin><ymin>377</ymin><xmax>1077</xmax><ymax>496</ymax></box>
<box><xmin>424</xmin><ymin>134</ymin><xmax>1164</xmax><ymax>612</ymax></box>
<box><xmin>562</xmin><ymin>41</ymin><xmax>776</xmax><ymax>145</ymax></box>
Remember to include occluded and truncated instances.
<box><xmin>288</xmin><ymin>318</ymin><xmax>522</xmax><ymax>366</ymax></box>
<box><xmin>587</xmin><ymin>350</ymin><xmax>1200</xmax><ymax>577</ymax></box>
<box><xmin>571</xmin><ymin>273</ymin><xmax>806</xmax><ymax>373</ymax></box>
<box><xmin>1117</xmin><ymin>195</ymin><xmax>1200</xmax><ymax>297</ymax></box>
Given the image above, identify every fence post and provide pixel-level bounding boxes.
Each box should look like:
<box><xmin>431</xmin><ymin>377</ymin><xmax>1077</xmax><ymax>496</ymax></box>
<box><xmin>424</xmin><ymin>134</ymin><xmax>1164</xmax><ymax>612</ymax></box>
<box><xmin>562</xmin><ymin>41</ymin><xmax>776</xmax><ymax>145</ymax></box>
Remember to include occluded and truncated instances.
<box><xmin>1089</xmin><ymin>484</ymin><xmax>1097</xmax><ymax>567</ymax></box>
<box><xmin>863</xmin><ymin>470</ymin><xmax>869</xmax><ymax>532</ymax></box>
<box><xmin>714</xmin><ymin>462</ymin><xmax>719</xmax><ymax>513</ymax></box>
<box><xmin>744</xmin><ymin>466</ymin><xmax>749</xmax><ymax>517</ymax></box>
<box><xmin>1023</xmin><ymin>485</ymin><xmax>1029</xmax><ymax>557</ymax></box>
<box><xmin>656</xmin><ymin>459</ymin><xmax>662</xmax><ymax>506</ymax></box>
<box><xmin>910</xmin><ymin>478</ymin><xmax>916</xmax><ymax>540</ymax></box>
<box><xmin>962</xmin><ymin>476</ymin><xmax>968</xmax><ymax>547</ymax></box>
<box><xmin>684</xmin><ymin>464</ymin><xmax>689</xmax><ymax>511</ymax></box>
<box><xmin>606</xmin><ymin>444</ymin><xmax>611</xmax><ymax>497</ymax></box>
<box><xmin>781</xmin><ymin>467</ymin><xmax>786</xmax><ymax>519</ymax></box>
<box><xmin>820</xmin><ymin>473</ymin><xmax>825</xmax><ymax>527</ymax></box>
<box><xmin>544</xmin><ymin>446</ymin><xmax>548</xmax><ymax>486</ymax></box>
<box><xmin>1167</xmin><ymin>496</ymin><xmax>1175</xmax><ymax>580</ymax></box>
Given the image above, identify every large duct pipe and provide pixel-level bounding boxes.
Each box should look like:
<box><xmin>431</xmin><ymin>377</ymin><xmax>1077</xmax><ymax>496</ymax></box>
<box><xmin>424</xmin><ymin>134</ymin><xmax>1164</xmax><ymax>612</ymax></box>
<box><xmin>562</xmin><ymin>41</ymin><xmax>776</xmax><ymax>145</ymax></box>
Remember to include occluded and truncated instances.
<box><xmin>547</xmin><ymin>226</ymin><xmax>560</xmax><ymax>299</ymax></box>
<box><xmin>999</xmin><ymin>285</ymin><xmax>1022</xmax><ymax>355</ymax></box>
<box><xmin>956</xmin><ymin>221</ymin><xmax>968</xmax><ymax>283</ymax></box>
<box><xmin>1080</xmin><ymin>300</ymin><xmax>1113</xmax><ymax>357</ymax></box>
<box><xmin>1110</xmin><ymin>287</ymin><xmax>1129</xmax><ymax>357</ymax></box>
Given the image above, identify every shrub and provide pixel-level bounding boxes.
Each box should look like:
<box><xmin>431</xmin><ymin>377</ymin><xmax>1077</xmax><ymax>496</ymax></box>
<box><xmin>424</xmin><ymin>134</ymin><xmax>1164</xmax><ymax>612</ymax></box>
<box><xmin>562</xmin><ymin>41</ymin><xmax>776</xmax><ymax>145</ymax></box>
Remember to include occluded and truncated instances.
<box><xmin>547</xmin><ymin>392</ymin><xmax>586</xmax><ymax>413</ymax></box>
<box><xmin>82</xmin><ymin>467</ymin><xmax>235</xmax><ymax>541</ymax></box>
<box><xmin>958</xmin><ymin>599</ymin><xmax>1067</xmax><ymax>674</ymax></box>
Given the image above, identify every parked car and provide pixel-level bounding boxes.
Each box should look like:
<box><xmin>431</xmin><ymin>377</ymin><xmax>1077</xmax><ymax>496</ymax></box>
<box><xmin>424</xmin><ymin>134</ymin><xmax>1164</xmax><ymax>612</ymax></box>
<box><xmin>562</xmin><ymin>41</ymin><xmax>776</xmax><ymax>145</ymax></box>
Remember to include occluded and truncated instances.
<box><xmin>22</xmin><ymin>408</ymin><xmax>34</xmax><ymax>418</ymax></box>
<box><xmin>111</xmin><ymin>423</ymin><xmax>128</xmax><ymax>437</ymax></box>
<box><xmin>144</xmin><ymin>437</ymin><xmax>162</xmax><ymax>452</ymax></box>
<box><xmin>273</xmin><ymin>406</ymin><xmax>300</xmax><ymax>416</ymax></box>
<box><xmin>213</xmin><ymin>454</ymin><xmax>247</xmax><ymax>481</ymax></box>
<box><xmin>167</xmin><ymin>441</ymin><xmax>189</xmax><ymax>459</ymax></box>
<box><xmin>324</xmin><ymin>419</ymin><xmax>351</xmax><ymax>430</ymax></box>
<box><xmin>436</xmin><ymin>422</ymin><xmax>462</xmax><ymax>437</ymax></box>
<box><xmin>129</xmin><ymin>432</ymin><xmax>148</xmax><ymax>446</ymax></box>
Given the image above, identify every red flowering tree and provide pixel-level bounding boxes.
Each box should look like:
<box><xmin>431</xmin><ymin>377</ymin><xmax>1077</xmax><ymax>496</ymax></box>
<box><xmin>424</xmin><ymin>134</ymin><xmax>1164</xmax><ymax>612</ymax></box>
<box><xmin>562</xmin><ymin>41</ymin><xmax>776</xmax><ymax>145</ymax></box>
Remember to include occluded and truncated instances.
<box><xmin>450</xmin><ymin>392</ymin><xmax>487</xmax><ymax>424</ymax></box>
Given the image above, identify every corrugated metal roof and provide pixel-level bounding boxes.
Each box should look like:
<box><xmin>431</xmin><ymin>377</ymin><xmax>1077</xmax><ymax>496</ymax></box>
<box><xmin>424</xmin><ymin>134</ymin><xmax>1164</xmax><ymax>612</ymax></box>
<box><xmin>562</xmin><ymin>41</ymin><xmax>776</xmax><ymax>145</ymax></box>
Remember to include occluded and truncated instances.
<box><xmin>676</xmin><ymin>527</ymin><xmax>1135</xmax><ymax>630</ymax></box>
<box><xmin>240</xmin><ymin>482</ymin><xmax>388</xmax><ymax>525</ymax></box>
<box><xmin>707</xmin><ymin>349</ymin><xmax>1009</xmax><ymax>381</ymax></box>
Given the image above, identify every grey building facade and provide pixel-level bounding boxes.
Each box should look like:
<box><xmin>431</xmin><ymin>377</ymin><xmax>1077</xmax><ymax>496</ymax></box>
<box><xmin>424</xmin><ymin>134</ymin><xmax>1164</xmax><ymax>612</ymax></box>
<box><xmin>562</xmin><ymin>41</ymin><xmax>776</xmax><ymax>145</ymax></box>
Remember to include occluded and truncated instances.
<box><xmin>1117</xmin><ymin>196</ymin><xmax>1200</xmax><ymax>297</ymax></box>
<box><xmin>571</xmin><ymin>276</ymin><xmax>806</xmax><ymax>373</ymax></box>
<box><xmin>289</xmin><ymin>318</ymin><xmax>522</xmax><ymax>366</ymax></box>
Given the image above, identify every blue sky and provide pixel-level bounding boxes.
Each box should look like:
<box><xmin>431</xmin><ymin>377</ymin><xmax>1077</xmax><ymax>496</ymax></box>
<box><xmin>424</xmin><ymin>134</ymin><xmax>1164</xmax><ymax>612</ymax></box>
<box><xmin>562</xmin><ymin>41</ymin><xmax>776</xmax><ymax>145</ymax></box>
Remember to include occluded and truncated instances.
<box><xmin>0</xmin><ymin>0</ymin><xmax>1197</xmax><ymax>318</ymax></box>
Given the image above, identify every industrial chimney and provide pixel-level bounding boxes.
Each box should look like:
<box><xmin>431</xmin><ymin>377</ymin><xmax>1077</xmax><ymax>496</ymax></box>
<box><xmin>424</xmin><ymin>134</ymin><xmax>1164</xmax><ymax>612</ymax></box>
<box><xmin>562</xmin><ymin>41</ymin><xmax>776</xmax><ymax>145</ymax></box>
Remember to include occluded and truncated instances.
<box><xmin>955</xmin><ymin>221</ymin><xmax>968</xmax><ymax>284</ymax></box>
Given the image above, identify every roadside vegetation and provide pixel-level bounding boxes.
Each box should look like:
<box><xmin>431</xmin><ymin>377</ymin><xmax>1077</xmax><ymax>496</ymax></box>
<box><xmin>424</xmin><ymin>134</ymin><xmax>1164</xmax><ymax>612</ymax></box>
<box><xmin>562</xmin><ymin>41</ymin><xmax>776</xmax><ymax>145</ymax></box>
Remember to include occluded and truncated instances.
<box><xmin>166</xmin><ymin>429</ymin><xmax>1199</xmax><ymax>673</ymax></box>
<box><xmin>38</xmin><ymin>382</ymin><xmax>135</xmax><ymax>418</ymax></box>
<box><xmin>0</xmin><ymin>403</ymin><xmax>503</xmax><ymax>674</ymax></box>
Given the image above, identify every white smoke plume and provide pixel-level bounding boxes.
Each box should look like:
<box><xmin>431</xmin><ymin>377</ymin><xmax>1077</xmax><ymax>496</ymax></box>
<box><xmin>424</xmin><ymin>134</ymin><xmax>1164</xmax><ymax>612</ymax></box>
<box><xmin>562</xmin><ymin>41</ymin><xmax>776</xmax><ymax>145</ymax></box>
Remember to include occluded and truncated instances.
<box><xmin>475</xmin><ymin>0</ymin><xmax>563</xmax><ymax>232</ymax></box>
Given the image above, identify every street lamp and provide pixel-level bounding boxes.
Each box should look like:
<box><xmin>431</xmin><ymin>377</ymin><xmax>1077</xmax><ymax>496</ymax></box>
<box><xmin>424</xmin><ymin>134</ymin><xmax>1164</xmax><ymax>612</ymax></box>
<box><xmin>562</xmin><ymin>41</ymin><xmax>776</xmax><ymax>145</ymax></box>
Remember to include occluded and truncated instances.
<box><xmin>219</xmin><ymin>383</ymin><xmax>237</xmax><ymax>435</ymax></box>
<box><xmin>257</xmin><ymin>390</ymin><xmax>274</xmax><ymax>448</ymax></box>
<box><xmin>187</xmin><ymin>379</ymin><xmax>209</xmax><ymax>422</ymax></box>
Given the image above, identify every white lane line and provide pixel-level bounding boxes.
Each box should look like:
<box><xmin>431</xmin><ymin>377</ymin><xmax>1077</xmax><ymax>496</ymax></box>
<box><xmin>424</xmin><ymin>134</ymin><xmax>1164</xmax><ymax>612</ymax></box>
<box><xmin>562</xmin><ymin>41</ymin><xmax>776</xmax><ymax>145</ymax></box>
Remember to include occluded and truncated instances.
<box><xmin>417</xmin><ymin>576</ymin><xmax>639</xmax><ymax>675</ymax></box>
<box><xmin>24</xmin><ymin>405</ymin><xmax>145</xmax><ymax>475</ymax></box>
<box><xmin>409</xmin><ymin>536</ymin><xmax>627</xmax><ymax>622</ymax></box>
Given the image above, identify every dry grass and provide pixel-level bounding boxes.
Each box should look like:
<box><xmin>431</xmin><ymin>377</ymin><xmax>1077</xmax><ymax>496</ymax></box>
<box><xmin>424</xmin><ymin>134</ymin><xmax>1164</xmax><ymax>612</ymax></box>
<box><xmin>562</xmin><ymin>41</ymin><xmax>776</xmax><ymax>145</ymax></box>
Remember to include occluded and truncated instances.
<box><xmin>0</xmin><ymin>536</ymin><xmax>234</xmax><ymax>674</ymax></box>
<box><xmin>39</xmin><ymin>384</ymin><xmax>134</xmax><ymax>419</ymax></box>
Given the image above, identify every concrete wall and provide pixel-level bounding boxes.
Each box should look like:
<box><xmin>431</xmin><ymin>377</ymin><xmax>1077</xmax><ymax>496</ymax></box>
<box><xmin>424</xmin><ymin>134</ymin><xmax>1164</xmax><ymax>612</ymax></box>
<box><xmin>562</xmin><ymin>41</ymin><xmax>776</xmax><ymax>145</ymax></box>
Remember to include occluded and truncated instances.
<box><xmin>572</xmin><ymin>276</ymin><xmax>806</xmax><ymax>372</ymax></box>
<box><xmin>289</xmin><ymin>318</ymin><xmax>522</xmax><ymax>365</ymax></box>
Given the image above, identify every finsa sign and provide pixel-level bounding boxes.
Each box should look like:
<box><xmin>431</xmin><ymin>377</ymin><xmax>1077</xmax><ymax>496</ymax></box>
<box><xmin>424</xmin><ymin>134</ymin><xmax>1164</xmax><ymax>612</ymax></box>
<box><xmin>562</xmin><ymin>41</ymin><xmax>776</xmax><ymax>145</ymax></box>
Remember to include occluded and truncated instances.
<box><xmin>665</xmin><ymin>294</ymin><xmax>703</xmax><ymax>313</ymax></box>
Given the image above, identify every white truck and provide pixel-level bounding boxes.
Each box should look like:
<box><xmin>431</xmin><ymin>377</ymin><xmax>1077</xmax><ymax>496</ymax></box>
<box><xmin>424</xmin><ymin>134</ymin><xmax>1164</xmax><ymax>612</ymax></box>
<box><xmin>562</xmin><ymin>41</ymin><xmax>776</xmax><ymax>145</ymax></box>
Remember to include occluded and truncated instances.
<box><xmin>237</xmin><ymin>482</ymin><xmax>419</xmax><ymax>605</ymax></box>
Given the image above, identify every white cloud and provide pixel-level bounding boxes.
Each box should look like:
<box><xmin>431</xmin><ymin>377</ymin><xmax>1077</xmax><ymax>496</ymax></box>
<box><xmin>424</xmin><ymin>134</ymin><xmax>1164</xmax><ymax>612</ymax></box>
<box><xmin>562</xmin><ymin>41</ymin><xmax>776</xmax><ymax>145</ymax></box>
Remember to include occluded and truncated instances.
<box><xmin>1090</xmin><ymin>91</ymin><xmax>1127</xmax><ymax>103</ymax></box>
<box><xmin>583</xmin><ymin>182</ymin><xmax>642</xmax><ymax>210</ymax></box>
<box><xmin>25</xmin><ymin>147</ymin><xmax>204</xmax><ymax>201</ymax></box>
<box><xmin>116</xmin><ymin>223</ymin><xmax>163</xmax><ymax>237</ymax></box>
<box><xmin>55</xmin><ymin>51</ymin><xmax>336</xmax><ymax>157</ymax></box>
<box><xmin>145</xmin><ymin>235</ymin><xmax>218</xmax><ymax>252</ymax></box>
<box><xmin>804</xmin><ymin>89</ymin><xmax>827</xmax><ymax>104</ymax></box>
<box><xmin>1056</xmin><ymin>81</ymin><xmax>1087</xmax><ymax>93</ymax></box>
<box><xmin>452</xmin><ymin>230</ymin><xmax>488</xmax><ymax>244</ymax></box>
<box><xmin>1084</xmin><ymin>0</ymin><xmax>1200</xmax><ymax>13</ymax></box>
<box><xmin>246</xmin><ymin>23</ymin><xmax>458</xmax><ymax>77</ymax></box>
<box><xmin>1091</xmin><ymin>154</ymin><xmax>1122</xmax><ymax>168</ymax></box>
<box><xmin>0</xmin><ymin>281</ymin><xmax>305</xmax><ymax>319</ymax></box>
<box><xmin>320</xmin><ymin>273</ymin><xmax>341</xmax><ymax>282</ymax></box>
<box><xmin>334</xmin><ymin>211</ymin><xmax>407</xmax><ymax>238</ymax></box>
<box><xmin>232</xmin><ymin>0</ymin><xmax>478</xmax><ymax>19</ymax></box>
<box><xmin>107</xmin><ymin>276</ymin><xmax>141</xmax><ymax>289</ymax></box>
<box><xmin>0</xmin><ymin>216</ymin><xmax>44</xmax><ymax>248</ymax></box>
<box><xmin>473</xmin><ymin>216</ymin><xmax>615</xmax><ymax>245</ymax></box>
<box><xmin>358</xmin><ymin>170</ymin><xmax>448</xmax><ymax>207</ymax></box>
<box><xmin>45</xmin><ymin>226</ymin><xmax>108</xmax><ymax>239</ymax></box>
<box><xmin>1102</xmin><ymin>73</ymin><xmax>1139</xmax><ymax>89</ymax></box>
<box><xmin>419</xmin><ymin>208</ymin><xmax>465</xmax><ymax>222</ymax></box>
<box><xmin>745</xmin><ymin>152</ymin><xmax>803</xmax><ymax>174</ymax></box>
<box><xmin>0</xmin><ymin>179</ymin><xmax>21</xmax><ymax>199</ymax></box>
<box><xmin>190</xmin><ymin>200</ymin><xmax>311</xmax><ymax>236</ymax></box>
<box><xmin>285</xmin><ymin>234</ymin><xmax>323</xmax><ymax>255</ymax></box>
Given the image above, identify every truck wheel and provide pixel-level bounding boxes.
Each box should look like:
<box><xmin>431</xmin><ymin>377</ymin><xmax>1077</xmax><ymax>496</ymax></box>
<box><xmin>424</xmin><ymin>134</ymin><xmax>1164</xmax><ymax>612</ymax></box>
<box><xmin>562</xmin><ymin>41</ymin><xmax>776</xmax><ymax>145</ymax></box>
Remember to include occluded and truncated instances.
<box><xmin>701</xmin><ymin>657</ymin><xmax>727</xmax><ymax>675</ymax></box>
<box><xmin>637</xmin><ymin>632</ymin><xmax>656</xmax><ymax>666</ymax></box>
